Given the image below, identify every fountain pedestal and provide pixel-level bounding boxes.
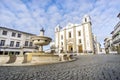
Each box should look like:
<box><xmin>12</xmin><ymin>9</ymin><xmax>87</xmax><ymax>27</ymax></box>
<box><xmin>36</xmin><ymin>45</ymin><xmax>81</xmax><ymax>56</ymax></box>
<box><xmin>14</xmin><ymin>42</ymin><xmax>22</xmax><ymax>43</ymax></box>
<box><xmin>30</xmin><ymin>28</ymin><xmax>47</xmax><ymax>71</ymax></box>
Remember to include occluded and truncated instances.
<box><xmin>39</xmin><ymin>46</ymin><xmax>43</xmax><ymax>52</ymax></box>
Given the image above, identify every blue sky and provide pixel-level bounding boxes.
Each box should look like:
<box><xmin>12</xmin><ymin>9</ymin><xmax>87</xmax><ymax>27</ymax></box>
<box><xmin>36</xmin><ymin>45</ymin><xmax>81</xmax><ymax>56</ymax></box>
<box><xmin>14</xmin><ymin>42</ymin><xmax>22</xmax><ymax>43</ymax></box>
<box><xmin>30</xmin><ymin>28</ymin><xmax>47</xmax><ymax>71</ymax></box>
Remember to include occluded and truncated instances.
<box><xmin>0</xmin><ymin>0</ymin><xmax>120</xmax><ymax>49</ymax></box>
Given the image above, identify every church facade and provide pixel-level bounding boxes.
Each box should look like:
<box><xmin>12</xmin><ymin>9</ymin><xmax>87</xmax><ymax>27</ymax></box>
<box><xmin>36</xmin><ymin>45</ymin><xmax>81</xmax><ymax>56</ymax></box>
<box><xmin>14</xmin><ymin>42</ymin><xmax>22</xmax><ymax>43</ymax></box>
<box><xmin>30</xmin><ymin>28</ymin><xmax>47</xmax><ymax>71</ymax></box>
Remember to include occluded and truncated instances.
<box><xmin>55</xmin><ymin>15</ymin><xmax>94</xmax><ymax>54</ymax></box>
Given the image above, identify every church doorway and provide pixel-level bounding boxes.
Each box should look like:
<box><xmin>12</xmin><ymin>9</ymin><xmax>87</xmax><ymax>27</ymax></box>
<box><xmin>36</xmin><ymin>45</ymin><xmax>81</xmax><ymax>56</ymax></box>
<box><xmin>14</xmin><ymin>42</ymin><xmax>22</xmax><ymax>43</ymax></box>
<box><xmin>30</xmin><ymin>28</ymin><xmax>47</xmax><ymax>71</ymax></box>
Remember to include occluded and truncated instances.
<box><xmin>78</xmin><ymin>45</ymin><xmax>83</xmax><ymax>53</ymax></box>
<box><xmin>68</xmin><ymin>45</ymin><xmax>73</xmax><ymax>53</ymax></box>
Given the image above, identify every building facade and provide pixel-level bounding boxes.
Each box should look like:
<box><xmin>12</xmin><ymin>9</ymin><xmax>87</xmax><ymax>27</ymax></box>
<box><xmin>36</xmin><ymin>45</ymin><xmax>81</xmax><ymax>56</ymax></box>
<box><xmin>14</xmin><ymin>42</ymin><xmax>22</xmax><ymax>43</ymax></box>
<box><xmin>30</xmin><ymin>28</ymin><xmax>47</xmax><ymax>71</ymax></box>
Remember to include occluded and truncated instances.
<box><xmin>104</xmin><ymin>37</ymin><xmax>113</xmax><ymax>54</ymax></box>
<box><xmin>111</xmin><ymin>13</ymin><xmax>120</xmax><ymax>54</ymax></box>
<box><xmin>96</xmin><ymin>42</ymin><xmax>101</xmax><ymax>54</ymax></box>
<box><xmin>93</xmin><ymin>34</ymin><xmax>101</xmax><ymax>54</ymax></box>
<box><xmin>0</xmin><ymin>27</ymin><xmax>36</xmax><ymax>55</ymax></box>
<box><xmin>55</xmin><ymin>15</ymin><xmax>94</xmax><ymax>54</ymax></box>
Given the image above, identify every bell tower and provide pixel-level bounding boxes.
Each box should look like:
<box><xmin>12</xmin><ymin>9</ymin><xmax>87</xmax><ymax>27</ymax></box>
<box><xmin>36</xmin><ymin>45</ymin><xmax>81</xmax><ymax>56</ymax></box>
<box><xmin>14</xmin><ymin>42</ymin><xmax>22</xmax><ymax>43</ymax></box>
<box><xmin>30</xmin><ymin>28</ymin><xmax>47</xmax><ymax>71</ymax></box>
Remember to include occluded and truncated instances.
<box><xmin>55</xmin><ymin>24</ymin><xmax>61</xmax><ymax>52</ymax></box>
<box><xmin>82</xmin><ymin>15</ymin><xmax>92</xmax><ymax>25</ymax></box>
<box><xmin>82</xmin><ymin>15</ymin><xmax>94</xmax><ymax>53</ymax></box>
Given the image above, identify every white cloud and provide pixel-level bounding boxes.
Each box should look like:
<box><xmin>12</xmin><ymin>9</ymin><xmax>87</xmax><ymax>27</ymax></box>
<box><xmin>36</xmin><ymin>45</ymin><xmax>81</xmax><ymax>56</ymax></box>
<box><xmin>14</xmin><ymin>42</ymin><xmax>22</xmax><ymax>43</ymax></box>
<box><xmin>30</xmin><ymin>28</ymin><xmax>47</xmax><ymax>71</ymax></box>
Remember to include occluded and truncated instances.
<box><xmin>0</xmin><ymin>0</ymin><xmax>120</xmax><ymax>48</ymax></box>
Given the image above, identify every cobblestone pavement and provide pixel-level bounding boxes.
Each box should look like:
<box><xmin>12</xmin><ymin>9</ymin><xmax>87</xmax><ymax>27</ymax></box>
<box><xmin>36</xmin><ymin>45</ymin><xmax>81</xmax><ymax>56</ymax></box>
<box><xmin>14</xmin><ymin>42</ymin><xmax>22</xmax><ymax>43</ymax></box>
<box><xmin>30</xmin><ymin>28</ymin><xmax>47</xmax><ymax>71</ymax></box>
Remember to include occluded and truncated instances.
<box><xmin>0</xmin><ymin>54</ymin><xmax>120</xmax><ymax>80</ymax></box>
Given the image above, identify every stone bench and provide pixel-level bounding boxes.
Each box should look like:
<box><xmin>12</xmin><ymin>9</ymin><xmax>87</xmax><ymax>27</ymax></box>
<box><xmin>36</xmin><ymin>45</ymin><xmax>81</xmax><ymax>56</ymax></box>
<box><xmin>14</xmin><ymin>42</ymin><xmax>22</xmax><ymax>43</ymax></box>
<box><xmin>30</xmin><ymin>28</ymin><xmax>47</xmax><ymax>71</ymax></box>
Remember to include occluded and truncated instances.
<box><xmin>14</xmin><ymin>56</ymin><xmax>24</xmax><ymax>64</ymax></box>
<box><xmin>7</xmin><ymin>55</ymin><xmax>17</xmax><ymax>64</ymax></box>
<box><xmin>0</xmin><ymin>56</ymin><xmax>9</xmax><ymax>64</ymax></box>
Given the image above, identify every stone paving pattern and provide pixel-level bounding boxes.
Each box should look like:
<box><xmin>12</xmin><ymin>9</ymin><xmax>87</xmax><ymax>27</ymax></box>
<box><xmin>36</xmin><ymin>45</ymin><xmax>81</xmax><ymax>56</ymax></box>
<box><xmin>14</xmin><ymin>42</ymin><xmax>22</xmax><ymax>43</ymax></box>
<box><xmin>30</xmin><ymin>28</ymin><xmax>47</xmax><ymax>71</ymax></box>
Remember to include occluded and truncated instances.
<box><xmin>0</xmin><ymin>54</ymin><xmax>120</xmax><ymax>80</ymax></box>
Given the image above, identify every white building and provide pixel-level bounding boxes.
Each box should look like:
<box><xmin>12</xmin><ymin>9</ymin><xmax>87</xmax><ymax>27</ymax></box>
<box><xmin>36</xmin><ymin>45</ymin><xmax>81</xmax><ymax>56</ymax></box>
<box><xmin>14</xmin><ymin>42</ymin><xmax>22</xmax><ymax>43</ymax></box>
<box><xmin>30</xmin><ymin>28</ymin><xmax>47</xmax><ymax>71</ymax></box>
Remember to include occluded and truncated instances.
<box><xmin>49</xmin><ymin>41</ymin><xmax>56</xmax><ymax>53</ymax></box>
<box><xmin>104</xmin><ymin>37</ymin><xmax>117</xmax><ymax>54</ymax></box>
<box><xmin>55</xmin><ymin>15</ymin><xmax>94</xmax><ymax>54</ymax></box>
<box><xmin>96</xmin><ymin>42</ymin><xmax>101</xmax><ymax>54</ymax></box>
<box><xmin>98</xmin><ymin>48</ymin><xmax>105</xmax><ymax>54</ymax></box>
<box><xmin>111</xmin><ymin>13</ymin><xmax>120</xmax><ymax>54</ymax></box>
<box><xmin>104</xmin><ymin>37</ymin><xmax>112</xmax><ymax>54</ymax></box>
<box><xmin>93</xmin><ymin>34</ymin><xmax>101</xmax><ymax>54</ymax></box>
<box><xmin>0</xmin><ymin>27</ymin><xmax>36</xmax><ymax>55</ymax></box>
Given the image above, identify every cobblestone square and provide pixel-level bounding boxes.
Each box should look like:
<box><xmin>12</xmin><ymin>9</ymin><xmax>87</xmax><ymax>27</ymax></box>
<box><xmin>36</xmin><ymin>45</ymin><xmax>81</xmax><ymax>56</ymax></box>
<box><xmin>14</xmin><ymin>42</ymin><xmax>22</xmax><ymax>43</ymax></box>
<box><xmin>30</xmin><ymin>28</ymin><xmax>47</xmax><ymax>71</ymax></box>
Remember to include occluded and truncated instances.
<box><xmin>0</xmin><ymin>54</ymin><xmax>120</xmax><ymax>80</ymax></box>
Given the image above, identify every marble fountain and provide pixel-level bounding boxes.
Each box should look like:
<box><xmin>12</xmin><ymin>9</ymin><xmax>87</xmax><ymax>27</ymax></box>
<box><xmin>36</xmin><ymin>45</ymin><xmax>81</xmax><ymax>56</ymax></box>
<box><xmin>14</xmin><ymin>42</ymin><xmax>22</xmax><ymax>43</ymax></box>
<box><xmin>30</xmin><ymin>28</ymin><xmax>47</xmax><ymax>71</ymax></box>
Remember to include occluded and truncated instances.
<box><xmin>23</xmin><ymin>28</ymin><xmax>73</xmax><ymax>65</ymax></box>
<box><xmin>0</xmin><ymin>28</ymin><xmax>74</xmax><ymax>66</ymax></box>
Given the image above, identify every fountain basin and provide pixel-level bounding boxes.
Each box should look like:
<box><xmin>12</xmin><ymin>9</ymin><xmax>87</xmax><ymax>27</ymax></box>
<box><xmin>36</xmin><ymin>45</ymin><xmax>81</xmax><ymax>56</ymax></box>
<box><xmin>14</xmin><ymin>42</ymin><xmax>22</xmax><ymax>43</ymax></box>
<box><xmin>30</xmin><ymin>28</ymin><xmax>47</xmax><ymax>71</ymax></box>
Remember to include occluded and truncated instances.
<box><xmin>31</xmin><ymin>36</ymin><xmax>52</xmax><ymax>45</ymax></box>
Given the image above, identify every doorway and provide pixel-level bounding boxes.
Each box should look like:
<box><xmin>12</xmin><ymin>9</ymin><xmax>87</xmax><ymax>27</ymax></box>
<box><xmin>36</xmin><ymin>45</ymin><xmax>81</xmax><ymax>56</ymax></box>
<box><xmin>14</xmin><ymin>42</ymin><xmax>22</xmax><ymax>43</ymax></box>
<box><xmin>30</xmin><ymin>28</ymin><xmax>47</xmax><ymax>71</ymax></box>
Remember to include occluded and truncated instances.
<box><xmin>78</xmin><ymin>45</ymin><xmax>83</xmax><ymax>53</ymax></box>
<box><xmin>68</xmin><ymin>45</ymin><xmax>73</xmax><ymax>53</ymax></box>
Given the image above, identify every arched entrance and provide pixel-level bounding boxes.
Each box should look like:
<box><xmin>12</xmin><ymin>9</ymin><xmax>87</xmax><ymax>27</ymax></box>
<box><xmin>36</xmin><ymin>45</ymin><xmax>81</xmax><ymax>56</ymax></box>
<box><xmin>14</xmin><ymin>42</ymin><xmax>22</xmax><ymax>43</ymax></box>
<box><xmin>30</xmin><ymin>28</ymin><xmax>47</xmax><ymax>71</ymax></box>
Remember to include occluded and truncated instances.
<box><xmin>68</xmin><ymin>45</ymin><xmax>73</xmax><ymax>53</ymax></box>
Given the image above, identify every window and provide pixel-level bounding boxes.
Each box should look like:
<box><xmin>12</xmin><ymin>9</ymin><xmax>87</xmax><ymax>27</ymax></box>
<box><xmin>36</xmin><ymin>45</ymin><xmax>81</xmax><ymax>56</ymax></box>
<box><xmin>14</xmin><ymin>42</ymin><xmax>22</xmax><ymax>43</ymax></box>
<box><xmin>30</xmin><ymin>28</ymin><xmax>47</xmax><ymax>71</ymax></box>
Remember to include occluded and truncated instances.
<box><xmin>26</xmin><ymin>35</ymin><xmax>29</xmax><ymax>38</ymax></box>
<box><xmin>12</xmin><ymin>32</ymin><xmax>16</xmax><ymax>37</ymax></box>
<box><xmin>78</xmin><ymin>31</ymin><xmax>81</xmax><ymax>36</ymax></box>
<box><xmin>29</xmin><ymin>42</ymin><xmax>33</xmax><ymax>46</ymax></box>
<box><xmin>2</xmin><ymin>30</ymin><xmax>7</xmax><ymax>35</ymax></box>
<box><xmin>79</xmin><ymin>39</ymin><xmax>81</xmax><ymax>43</ymax></box>
<box><xmin>16</xmin><ymin>42</ymin><xmax>20</xmax><ymax>47</ymax></box>
<box><xmin>69</xmin><ymin>32</ymin><xmax>71</xmax><ymax>38</ymax></box>
<box><xmin>61</xmin><ymin>35</ymin><xmax>63</xmax><ymax>40</ymax></box>
<box><xmin>25</xmin><ymin>41</ymin><xmax>28</xmax><ymax>46</ymax></box>
<box><xmin>0</xmin><ymin>40</ymin><xmax>5</xmax><ymax>46</ymax></box>
<box><xmin>56</xmin><ymin>28</ymin><xmax>58</xmax><ymax>31</ymax></box>
<box><xmin>10</xmin><ymin>41</ymin><xmax>14</xmax><ymax>47</ymax></box>
<box><xmin>17</xmin><ymin>33</ymin><xmax>21</xmax><ymax>38</ymax></box>
<box><xmin>61</xmin><ymin>42</ymin><xmax>63</xmax><ymax>45</ymax></box>
<box><xmin>85</xmin><ymin>18</ymin><xmax>87</xmax><ymax>22</ymax></box>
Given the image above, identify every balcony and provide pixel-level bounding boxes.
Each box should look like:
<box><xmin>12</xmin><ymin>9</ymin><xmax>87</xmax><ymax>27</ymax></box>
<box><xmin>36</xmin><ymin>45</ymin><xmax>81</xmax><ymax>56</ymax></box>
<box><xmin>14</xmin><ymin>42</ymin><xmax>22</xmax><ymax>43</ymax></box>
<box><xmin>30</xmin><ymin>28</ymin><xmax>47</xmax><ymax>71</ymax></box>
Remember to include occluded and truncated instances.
<box><xmin>113</xmin><ymin>39</ymin><xmax>120</xmax><ymax>44</ymax></box>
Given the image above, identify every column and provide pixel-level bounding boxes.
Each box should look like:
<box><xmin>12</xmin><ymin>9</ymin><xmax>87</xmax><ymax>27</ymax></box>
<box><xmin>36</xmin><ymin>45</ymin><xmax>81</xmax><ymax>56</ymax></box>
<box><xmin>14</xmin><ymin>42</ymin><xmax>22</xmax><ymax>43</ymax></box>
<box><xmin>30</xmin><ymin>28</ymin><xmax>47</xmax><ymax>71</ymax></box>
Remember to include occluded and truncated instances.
<box><xmin>39</xmin><ymin>46</ymin><xmax>43</xmax><ymax>52</ymax></box>
<box><xmin>73</xmin><ymin>26</ymin><xmax>76</xmax><ymax>53</ymax></box>
<box><xmin>64</xmin><ymin>29</ymin><xmax>67</xmax><ymax>53</ymax></box>
<box><xmin>82</xmin><ymin>25</ymin><xmax>86</xmax><ymax>54</ymax></box>
<box><xmin>20</xmin><ymin>47</ymin><xmax>23</xmax><ymax>55</ymax></box>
